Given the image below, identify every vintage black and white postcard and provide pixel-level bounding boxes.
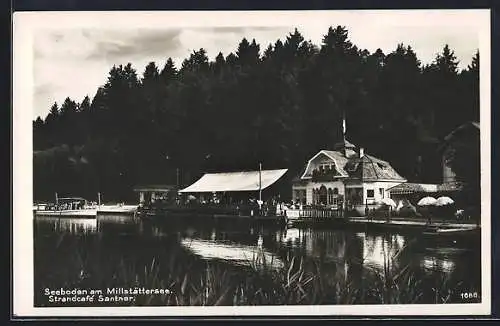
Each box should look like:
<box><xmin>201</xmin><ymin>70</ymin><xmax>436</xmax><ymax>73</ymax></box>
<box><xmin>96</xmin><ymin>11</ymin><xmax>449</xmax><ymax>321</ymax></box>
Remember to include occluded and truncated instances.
<box><xmin>13</xmin><ymin>9</ymin><xmax>491</xmax><ymax>317</ymax></box>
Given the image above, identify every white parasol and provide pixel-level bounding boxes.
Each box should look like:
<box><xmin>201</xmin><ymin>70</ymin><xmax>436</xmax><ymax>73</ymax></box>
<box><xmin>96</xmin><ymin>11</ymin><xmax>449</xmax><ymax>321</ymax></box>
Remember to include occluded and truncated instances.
<box><xmin>435</xmin><ymin>196</ymin><xmax>454</xmax><ymax>206</ymax></box>
<box><xmin>379</xmin><ymin>197</ymin><xmax>397</xmax><ymax>208</ymax></box>
<box><xmin>417</xmin><ymin>196</ymin><xmax>437</xmax><ymax>206</ymax></box>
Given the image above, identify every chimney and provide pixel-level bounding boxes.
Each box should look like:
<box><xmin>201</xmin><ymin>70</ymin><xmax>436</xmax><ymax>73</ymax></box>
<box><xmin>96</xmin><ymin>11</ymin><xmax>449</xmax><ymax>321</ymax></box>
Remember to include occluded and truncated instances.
<box><xmin>359</xmin><ymin>148</ymin><xmax>364</xmax><ymax>158</ymax></box>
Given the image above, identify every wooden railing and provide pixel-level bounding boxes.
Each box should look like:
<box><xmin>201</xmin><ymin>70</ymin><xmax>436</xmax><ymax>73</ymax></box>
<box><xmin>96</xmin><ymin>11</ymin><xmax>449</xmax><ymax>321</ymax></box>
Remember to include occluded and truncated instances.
<box><xmin>298</xmin><ymin>207</ymin><xmax>344</xmax><ymax>219</ymax></box>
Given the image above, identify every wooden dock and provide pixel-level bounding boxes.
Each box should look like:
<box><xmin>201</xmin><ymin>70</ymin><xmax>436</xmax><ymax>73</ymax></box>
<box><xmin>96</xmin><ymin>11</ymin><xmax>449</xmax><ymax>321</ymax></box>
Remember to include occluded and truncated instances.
<box><xmin>97</xmin><ymin>205</ymin><xmax>138</xmax><ymax>215</ymax></box>
<box><xmin>138</xmin><ymin>208</ymin><xmax>286</xmax><ymax>225</ymax></box>
<box><xmin>137</xmin><ymin>206</ymin><xmax>479</xmax><ymax>236</ymax></box>
<box><xmin>288</xmin><ymin>216</ymin><xmax>480</xmax><ymax>235</ymax></box>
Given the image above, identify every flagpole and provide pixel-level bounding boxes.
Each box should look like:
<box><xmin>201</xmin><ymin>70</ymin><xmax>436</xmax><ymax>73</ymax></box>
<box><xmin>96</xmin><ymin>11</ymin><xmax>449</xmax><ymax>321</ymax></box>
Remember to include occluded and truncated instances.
<box><xmin>342</xmin><ymin>109</ymin><xmax>347</xmax><ymax>137</ymax></box>
<box><xmin>259</xmin><ymin>163</ymin><xmax>262</xmax><ymax>203</ymax></box>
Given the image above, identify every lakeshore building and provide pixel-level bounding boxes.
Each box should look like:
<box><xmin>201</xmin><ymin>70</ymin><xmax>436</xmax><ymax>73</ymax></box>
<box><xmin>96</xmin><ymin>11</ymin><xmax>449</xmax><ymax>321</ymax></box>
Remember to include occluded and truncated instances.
<box><xmin>178</xmin><ymin>169</ymin><xmax>289</xmax><ymax>205</ymax></box>
<box><xmin>440</xmin><ymin>121</ymin><xmax>480</xmax><ymax>185</ymax></box>
<box><xmin>291</xmin><ymin>138</ymin><xmax>407</xmax><ymax>216</ymax></box>
<box><xmin>291</xmin><ymin>120</ymin><xmax>480</xmax><ymax>216</ymax></box>
<box><xmin>387</xmin><ymin>121</ymin><xmax>480</xmax><ymax>211</ymax></box>
<box><xmin>134</xmin><ymin>184</ymin><xmax>178</xmax><ymax>205</ymax></box>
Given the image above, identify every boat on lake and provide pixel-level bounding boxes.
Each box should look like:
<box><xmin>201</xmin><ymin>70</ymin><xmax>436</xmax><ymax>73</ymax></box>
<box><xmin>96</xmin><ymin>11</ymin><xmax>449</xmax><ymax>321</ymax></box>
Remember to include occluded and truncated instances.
<box><xmin>34</xmin><ymin>190</ymin><xmax>138</xmax><ymax>218</ymax></box>
<box><xmin>34</xmin><ymin>197</ymin><xmax>98</xmax><ymax>218</ymax></box>
<box><xmin>422</xmin><ymin>226</ymin><xmax>480</xmax><ymax>237</ymax></box>
<box><xmin>34</xmin><ymin>201</ymin><xmax>138</xmax><ymax>218</ymax></box>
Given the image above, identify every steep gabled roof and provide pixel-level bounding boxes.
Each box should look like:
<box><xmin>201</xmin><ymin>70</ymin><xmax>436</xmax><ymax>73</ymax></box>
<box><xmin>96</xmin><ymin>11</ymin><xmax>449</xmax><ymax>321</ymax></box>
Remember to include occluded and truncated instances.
<box><xmin>345</xmin><ymin>154</ymin><xmax>406</xmax><ymax>181</ymax></box>
<box><xmin>301</xmin><ymin>147</ymin><xmax>406</xmax><ymax>182</ymax></box>
<box><xmin>321</xmin><ymin>150</ymin><xmax>350</xmax><ymax>175</ymax></box>
<box><xmin>300</xmin><ymin>150</ymin><xmax>350</xmax><ymax>179</ymax></box>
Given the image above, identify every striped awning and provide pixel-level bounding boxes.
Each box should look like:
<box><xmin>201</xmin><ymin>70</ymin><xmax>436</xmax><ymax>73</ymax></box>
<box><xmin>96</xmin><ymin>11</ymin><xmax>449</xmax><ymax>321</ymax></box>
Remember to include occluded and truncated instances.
<box><xmin>388</xmin><ymin>183</ymin><xmax>439</xmax><ymax>195</ymax></box>
<box><xmin>179</xmin><ymin>169</ymin><xmax>288</xmax><ymax>193</ymax></box>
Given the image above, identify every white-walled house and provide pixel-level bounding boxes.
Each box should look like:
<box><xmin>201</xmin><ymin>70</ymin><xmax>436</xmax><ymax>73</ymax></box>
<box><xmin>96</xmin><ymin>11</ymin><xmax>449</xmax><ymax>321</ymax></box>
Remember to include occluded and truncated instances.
<box><xmin>292</xmin><ymin>139</ymin><xmax>407</xmax><ymax>215</ymax></box>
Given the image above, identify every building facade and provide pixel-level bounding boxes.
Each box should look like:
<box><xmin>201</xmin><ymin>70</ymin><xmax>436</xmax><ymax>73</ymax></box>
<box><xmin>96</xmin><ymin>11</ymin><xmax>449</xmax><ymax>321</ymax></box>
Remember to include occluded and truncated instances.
<box><xmin>440</xmin><ymin>121</ymin><xmax>480</xmax><ymax>184</ymax></box>
<box><xmin>292</xmin><ymin>140</ymin><xmax>407</xmax><ymax>215</ymax></box>
<box><xmin>387</xmin><ymin>121</ymin><xmax>480</xmax><ymax>212</ymax></box>
<box><xmin>134</xmin><ymin>185</ymin><xmax>178</xmax><ymax>204</ymax></box>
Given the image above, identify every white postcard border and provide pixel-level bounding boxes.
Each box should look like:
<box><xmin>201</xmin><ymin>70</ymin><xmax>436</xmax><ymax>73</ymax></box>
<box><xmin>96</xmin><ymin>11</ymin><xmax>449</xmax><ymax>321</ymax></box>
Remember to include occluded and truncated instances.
<box><xmin>13</xmin><ymin>9</ymin><xmax>492</xmax><ymax>317</ymax></box>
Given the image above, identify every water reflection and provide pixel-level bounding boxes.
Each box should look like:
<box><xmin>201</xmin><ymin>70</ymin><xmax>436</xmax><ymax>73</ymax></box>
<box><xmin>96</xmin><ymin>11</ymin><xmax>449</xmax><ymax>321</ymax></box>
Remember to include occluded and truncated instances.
<box><xmin>357</xmin><ymin>233</ymin><xmax>406</xmax><ymax>270</ymax></box>
<box><xmin>180</xmin><ymin>237</ymin><xmax>283</xmax><ymax>269</ymax></box>
<box><xmin>279</xmin><ymin>228</ymin><xmax>304</xmax><ymax>246</ymax></box>
<box><xmin>421</xmin><ymin>256</ymin><xmax>456</xmax><ymax>273</ymax></box>
<box><xmin>97</xmin><ymin>214</ymin><xmax>140</xmax><ymax>235</ymax></box>
<box><xmin>33</xmin><ymin>214</ymin><xmax>480</xmax><ymax>298</ymax></box>
<box><xmin>35</xmin><ymin>216</ymin><xmax>97</xmax><ymax>234</ymax></box>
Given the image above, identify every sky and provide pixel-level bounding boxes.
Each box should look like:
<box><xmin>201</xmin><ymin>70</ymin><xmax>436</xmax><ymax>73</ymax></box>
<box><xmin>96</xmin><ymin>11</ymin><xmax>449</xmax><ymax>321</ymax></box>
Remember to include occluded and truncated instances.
<box><xmin>26</xmin><ymin>10</ymin><xmax>488</xmax><ymax>120</ymax></box>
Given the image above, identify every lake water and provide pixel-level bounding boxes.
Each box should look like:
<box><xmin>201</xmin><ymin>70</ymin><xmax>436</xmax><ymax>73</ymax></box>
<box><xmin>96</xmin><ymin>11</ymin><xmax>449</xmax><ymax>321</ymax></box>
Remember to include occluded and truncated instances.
<box><xmin>33</xmin><ymin>214</ymin><xmax>482</xmax><ymax>306</ymax></box>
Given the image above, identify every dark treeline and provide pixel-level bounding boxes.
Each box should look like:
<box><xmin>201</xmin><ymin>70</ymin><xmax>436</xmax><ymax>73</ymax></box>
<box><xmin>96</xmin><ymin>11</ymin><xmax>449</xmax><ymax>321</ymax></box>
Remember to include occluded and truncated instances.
<box><xmin>33</xmin><ymin>26</ymin><xmax>479</xmax><ymax>202</ymax></box>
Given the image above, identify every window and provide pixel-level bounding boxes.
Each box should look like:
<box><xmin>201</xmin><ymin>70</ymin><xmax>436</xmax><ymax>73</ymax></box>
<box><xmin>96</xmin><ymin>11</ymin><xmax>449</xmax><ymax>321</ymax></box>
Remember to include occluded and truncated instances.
<box><xmin>319</xmin><ymin>163</ymin><xmax>332</xmax><ymax>169</ymax></box>
<box><xmin>333</xmin><ymin>187</ymin><xmax>339</xmax><ymax>195</ymax></box>
<box><xmin>319</xmin><ymin>186</ymin><xmax>328</xmax><ymax>205</ymax></box>
<box><xmin>294</xmin><ymin>190</ymin><xmax>300</xmax><ymax>202</ymax></box>
<box><xmin>379</xmin><ymin>188</ymin><xmax>384</xmax><ymax>198</ymax></box>
<box><xmin>367</xmin><ymin>189</ymin><xmax>375</xmax><ymax>198</ymax></box>
<box><xmin>332</xmin><ymin>195</ymin><xmax>343</xmax><ymax>206</ymax></box>
<box><xmin>294</xmin><ymin>189</ymin><xmax>306</xmax><ymax>205</ymax></box>
<box><xmin>300</xmin><ymin>190</ymin><xmax>306</xmax><ymax>204</ymax></box>
<box><xmin>328</xmin><ymin>188</ymin><xmax>333</xmax><ymax>205</ymax></box>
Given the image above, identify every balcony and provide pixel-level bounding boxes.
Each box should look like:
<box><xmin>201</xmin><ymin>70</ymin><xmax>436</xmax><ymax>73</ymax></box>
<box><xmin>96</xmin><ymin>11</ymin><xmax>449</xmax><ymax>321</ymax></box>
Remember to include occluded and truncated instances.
<box><xmin>311</xmin><ymin>167</ymin><xmax>341</xmax><ymax>182</ymax></box>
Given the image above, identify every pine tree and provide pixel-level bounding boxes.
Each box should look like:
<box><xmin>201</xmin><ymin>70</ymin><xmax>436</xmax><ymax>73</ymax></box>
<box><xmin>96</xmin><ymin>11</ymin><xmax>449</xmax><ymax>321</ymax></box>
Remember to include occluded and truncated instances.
<box><xmin>181</xmin><ymin>48</ymin><xmax>209</xmax><ymax>73</ymax></box>
<box><xmin>79</xmin><ymin>95</ymin><xmax>91</xmax><ymax>112</ymax></box>
<box><xmin>212</xmin><ymin>52</ymin><xmax>226</xmax><ymax>73</ymax></box>
<box><xmin>160</xmin><ymin>58</ymin><xmax>178</xmax><ymax>84</ymax></box>
<box><xmin>45</xmin><ymin>102</ymin><xmax>60</xmax><ymax>125</ymax></box>
<box><xmin>236</xmin><ymin>38</ymin><xmax>260</xmax><ymax>66</ymax></box>
<box><xmin>225</xmin><ymin>52</ymin><xmax>237</xmax><ymax>66</ymax></box>
<box><xmin>423</xmin><ymin>44</ymin><xmax>462</xmax><ymax>137</ymax></box>
<box><xmin>262</xmin><ymin>43</ymin><xmax>273</xmax><ymax>61</ymax></box>
<box><xmin>142</xmin><ymin>62</ymin><xmax>160</xmax><ymax>85</ymax></box>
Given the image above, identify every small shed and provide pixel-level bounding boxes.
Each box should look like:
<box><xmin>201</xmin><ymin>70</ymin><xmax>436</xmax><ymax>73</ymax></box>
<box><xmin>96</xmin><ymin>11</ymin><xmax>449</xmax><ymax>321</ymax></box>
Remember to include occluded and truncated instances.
<box><xmin>387</xmin><ymin>183</ymin><xmax>439</xmax><ymax>205</ymax></box>
<box><xmin>133</xmin><ymin>185</ymin><xmax>178</xmax><ymax>204</ymax></box>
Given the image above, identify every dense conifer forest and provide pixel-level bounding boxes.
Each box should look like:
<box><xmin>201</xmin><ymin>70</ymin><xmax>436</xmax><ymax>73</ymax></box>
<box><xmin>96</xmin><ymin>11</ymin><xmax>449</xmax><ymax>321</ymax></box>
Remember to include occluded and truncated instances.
<box><xmin>32</xmin><ymin>26</ymin><xmax>479</xmax><ymax>202</ymax></box>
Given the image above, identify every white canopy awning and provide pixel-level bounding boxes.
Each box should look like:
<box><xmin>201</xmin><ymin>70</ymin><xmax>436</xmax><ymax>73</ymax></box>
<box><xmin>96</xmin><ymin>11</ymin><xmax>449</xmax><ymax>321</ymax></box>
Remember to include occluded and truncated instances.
<box><xmin>179</xmin><ymin>169</ymin><xmax>288</xmax><ymax>193</ymax></box>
